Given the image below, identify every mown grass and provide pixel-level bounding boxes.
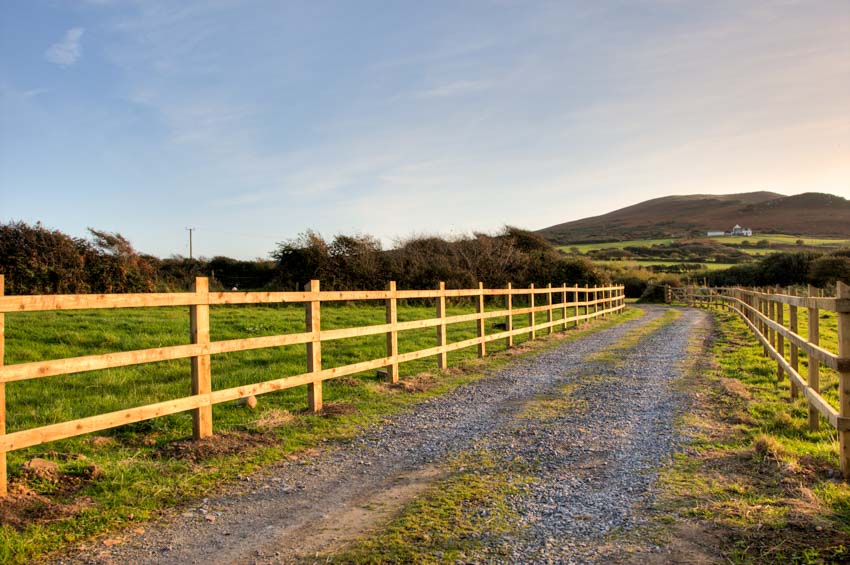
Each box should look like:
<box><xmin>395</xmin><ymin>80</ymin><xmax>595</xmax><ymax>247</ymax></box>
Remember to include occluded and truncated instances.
<box><xmin>655</xmin><ymin>307</ymin><xmax>850</xmax><ymax>563</ymax></box>
<box><xmin>0</xmin><ymin>300</ymin><xmax>636</xmax><ymax>563</ymax></box>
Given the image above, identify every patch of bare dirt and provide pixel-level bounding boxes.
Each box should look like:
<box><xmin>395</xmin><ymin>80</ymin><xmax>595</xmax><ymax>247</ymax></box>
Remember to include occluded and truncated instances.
<box><xmin>621</xmin><ymin>522</ymin><xmax>727</xmax><ymax>565</ymax></box>
<box><xmin>0</xmin><ymin>485</ymin><xmax>92</xmax><ymax>530</ymax></box>
<box><xmin>394</xmin><ymin>372</ymin><xmax>439</xmax><ymax>393</ymax></box>
<box><xmin>320</xmin><ymin>401</ymin><xmax>358</xmax><ymax>416</ymax></box>
<box><xmin>276</xmin><ymin>465</ymin><xmax>448</xmax><ymax>559</ymax></box>
<box><xmin>720</xmin><ymin>377</ymin><xmax>753</xmax><ymax>401</ymax></box>
<box><xmin>89</xmin><ymin>436</ymin><xmax>116</xmax><ymax>448</ymax></box>
<box><xmin>377</xmin><ymin>372</ymin><xmax>441</xmax><ymax>394</ymax></box>
<box><xmin>0</xmin><ymin>454</ymin><xmax>100</xmax><ymax>530</ymax></box>
<box><xmin>152</xmin><ymin>431</ymin><xmax>277</xmax><ymax>465</ymax></box>
<box><xmin>18</xmin><ymin>453</ymin><xmax>102</xmax><ymax>492</ymax></box>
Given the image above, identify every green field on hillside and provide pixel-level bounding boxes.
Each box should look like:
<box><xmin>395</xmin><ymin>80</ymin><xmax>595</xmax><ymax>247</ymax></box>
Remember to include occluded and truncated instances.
<box><xmin>558</xmin><ymin>234</ymin><xmax>850</xmax><ymax>255</ymax></box>
<box><xmin>559</xmin><ymin>233</ymin><xmax>850</xmax><ymax>276</ymax></box>
<box><xmin>593</xmin><ymin>260</ymin><xmax>737</xmax><ymax>271</ymax></box>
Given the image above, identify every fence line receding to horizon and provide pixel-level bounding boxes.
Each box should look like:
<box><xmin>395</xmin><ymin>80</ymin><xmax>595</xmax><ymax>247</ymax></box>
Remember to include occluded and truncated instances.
<box><xmin>676</xmin><ymin>282</ymin><xmax>850</xmax><ymax>478</ymax></box>
<box><xmin>0</xmin><ymin>276</ymin><xmax>626</xmax><ymax>496</ymax></box>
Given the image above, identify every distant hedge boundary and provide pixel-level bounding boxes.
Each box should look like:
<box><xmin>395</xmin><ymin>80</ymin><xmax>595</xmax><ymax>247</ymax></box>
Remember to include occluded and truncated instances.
<box><xmin>0</xmin><ymin>222</ymin><xmax>604</xmax><ymax>295</ymax></box>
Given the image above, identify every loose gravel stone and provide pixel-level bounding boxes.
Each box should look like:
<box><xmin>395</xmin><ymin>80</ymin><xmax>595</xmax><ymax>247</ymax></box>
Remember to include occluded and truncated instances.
<box><xmin>58</xmin><ymin>306</ymin><xmax>708</xmax><ymax>565</ymax></box>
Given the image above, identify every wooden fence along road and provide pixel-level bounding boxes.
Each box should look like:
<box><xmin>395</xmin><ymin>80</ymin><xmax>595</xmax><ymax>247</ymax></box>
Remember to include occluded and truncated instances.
<box><xmin>680</xmin><ymin>282</ymin><xmax>850</xmax><ymax>478</ymax></box>
<box><xmin>0</xmin><ymin>276</ymin><xmax>625</xmax><ymax>496</ymax></box>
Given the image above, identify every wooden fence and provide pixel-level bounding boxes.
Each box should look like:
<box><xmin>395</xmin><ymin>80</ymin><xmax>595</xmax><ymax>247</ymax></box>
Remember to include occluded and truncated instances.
<box><xmin>678</xmin><ymin>283</ymin><xmax>850</xmax><ymax>477</ymax></box>
<box><xmin>0</xmin><ymin>275</ymin><xmax>625</xmax><ymax>496</ymax></box>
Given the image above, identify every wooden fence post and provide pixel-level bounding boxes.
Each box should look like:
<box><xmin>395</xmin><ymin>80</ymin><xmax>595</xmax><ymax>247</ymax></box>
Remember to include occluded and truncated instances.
<box><xmin>506</xmin><ymin>283</ymin><xmax>513</xmax><ymax>348</ymax></box>
<box><xmin>306</xmin><ymin>279</ymin><xmax>322</xmax><ymax>412</ymax></box>
<box><xmin>760</xmin><ymin>294</ymin><xmax>769</xmax><ymax>357</ymax></box>
<box><xmin>768</xmin><ymin>299</ymin><xmax>776</xmax><ymax>356</ymax></box>
<box><xmin>561</xmin><ymin>284</ymin><xmax>568</xmax><ymax>331</ymax></box>
<box><xmin>593</xmin><ymin>287</ymin><xmax>598</xmax><ymax>318</ymax></box>
<box><xmin>808</xmin><ymin>284</ymin><xmax>820</xmax><ymax>431</ymax></box>
<box><xmin>584</xmin><ymin>284</ymin><xmax>589</xmax><ymax>324</ymax></box>
<box><xmin>599</xmin><ymin>288</ymin><xmax>608</xmax><ymax>318</ymax></box>
<box><xmin>546</xmin><ymin>283</ymin><xmax>553</xmax><ymax>334</ymax></box>
<box><xmin>0</xmin><ymin>274</ymin><xmax>5</xmax><ymax>497</ymax></box>
<box><xmin>837</xmin><ymin>282</ymin><xmax>850</xmax><ymax>478</ymax></box>
<box><xmin>529</xmin><ymin>283</ymin><xmax>536</xmax><ymax>340</ymax></box>
<box><xmin>776</xmin><ymin>299</ymin><xmax>785</xmax><ymax>384</ymax></box>
<box><xmin>573</xmin><ymin>287</ymin><xmax>579</xmax><ymax>327</ymax></box>
<box><xmin>437</xmin><ymin>282</ymin><xmax>447</xmax><ymax>369</ymax></box>
<box><xmin>386</xmin><ymin>281</ymin><xmax>398</xmax><ymax>383</ymax></box>
<box><xmin>749</xmin><ymin>291</ymin><xmax>755</xmax><ymax>326</ymax></box>
<box><xmin>477</xmin><ymin>282</ymin><xmax>486</xmax><ymax>357</ymax></box>
<box><xmin>190</xmin><ymin>277</ymin><xmax>212</xmax><ymax>439</ymax></box>
<box><xmin>789</xmin><ymin>302</ymin><xmax>799</xmax><ymax>399</ymax></box>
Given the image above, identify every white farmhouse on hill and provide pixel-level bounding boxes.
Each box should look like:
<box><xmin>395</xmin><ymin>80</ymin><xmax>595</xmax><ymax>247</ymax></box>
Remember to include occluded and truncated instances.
<box><xmin>730</xmin><ymin>224</ymin><xmax>752</xmax><ymax>237</ymax></box>
<box><xmin>706</xmin><ymin>225</ymin><xmax>753</xmax><ymax>237</ymax></box>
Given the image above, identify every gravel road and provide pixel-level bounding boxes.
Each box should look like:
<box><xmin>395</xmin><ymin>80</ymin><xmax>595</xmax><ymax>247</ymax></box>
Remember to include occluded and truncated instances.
<box><xmin>61</xmin><ymin>305</ymin><xmax>710</xmax><ymax>564</ymax></box>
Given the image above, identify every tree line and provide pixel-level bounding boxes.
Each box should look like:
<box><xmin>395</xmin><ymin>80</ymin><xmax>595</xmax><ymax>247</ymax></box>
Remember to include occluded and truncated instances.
<box><xmin>701</xmin><ymin>249</ymin><xmax>850</xmax><ymax>288</ymax></box>
<box><xmin>0</xmin><ymin>221</ymin><xmax>604</xmax><ymax>295</ymax></box>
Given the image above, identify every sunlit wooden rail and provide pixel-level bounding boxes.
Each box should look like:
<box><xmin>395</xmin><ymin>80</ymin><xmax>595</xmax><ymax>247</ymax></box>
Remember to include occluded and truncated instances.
<box><xmin>0</xmin><ymin>275</ymin><xmax>625</xmax><ymax>496</ymax></box>
<box><xmin>677</xmin><ymin>282</ymin><xmax>850</xmax><ymax>478</ymax></box>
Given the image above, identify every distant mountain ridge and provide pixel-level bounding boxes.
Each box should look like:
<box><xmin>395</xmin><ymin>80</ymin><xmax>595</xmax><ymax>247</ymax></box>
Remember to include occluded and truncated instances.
<box><xmin>538</xmin><ymin>192</ymin><xmax>850</xmax><ymax>244</ymax></box>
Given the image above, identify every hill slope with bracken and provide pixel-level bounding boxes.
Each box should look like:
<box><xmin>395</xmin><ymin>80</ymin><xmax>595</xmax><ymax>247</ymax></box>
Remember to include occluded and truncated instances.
<box><xmin>538</xmin><ymin>192</ymin><xmax>850</xmax><ymax>244</ymax></box>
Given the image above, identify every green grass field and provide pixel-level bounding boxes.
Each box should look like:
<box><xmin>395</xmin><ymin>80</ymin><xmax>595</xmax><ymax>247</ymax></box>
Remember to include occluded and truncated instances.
<box><xmin>5</xmin><ymin>299</ymin><xmax>583</xmax><ymax>440</ymax></box>
<box><xmin>558</xmin><ymin>238</ymin><xmax>677</xmax><ymax>253</ymax></box>
<box><xmin>558</xmin><ymin>234</ymin><xmax>850</xmax><ymax>255</ymax></box>
<box><xmin>718</xmin><ymin>234</ymin><xmax>850</xmax><ymax>247</ymax></box>
<box><xmin>594</xmin><ymin>260</ymin><xmax>737</xmax><ymax>271</ymax></box>
<box><xmin>0</xmin><ymin>300</ymin><xmax>627</xmax><ymax>563</ymax></box>
<box><xmin>559</xmin><ymin>233</ymin><xmax>850</xmax><ymax>277</ymax></box>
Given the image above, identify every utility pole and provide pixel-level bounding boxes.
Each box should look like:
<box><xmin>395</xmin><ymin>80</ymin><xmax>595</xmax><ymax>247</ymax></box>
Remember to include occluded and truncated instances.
<box><xmin>186</xmin><ymin>227</ymin><xmax>196</xmax><ymax>260</ymax></box>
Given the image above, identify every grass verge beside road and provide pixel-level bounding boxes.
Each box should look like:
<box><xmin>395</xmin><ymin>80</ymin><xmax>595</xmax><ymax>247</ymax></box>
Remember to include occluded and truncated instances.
<box><xmin>653</xmin><ymin>309</ymin><xmax>850</xmax><ymax>563</ymax></box>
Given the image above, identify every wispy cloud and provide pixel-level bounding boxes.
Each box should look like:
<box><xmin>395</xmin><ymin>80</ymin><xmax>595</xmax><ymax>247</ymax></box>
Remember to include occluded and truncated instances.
<box><xmin>22</xmin><ymin>88</ymin><xmax>49</xmax><ymax>99</ymax></box>
<box><xmin>416</xmin><ymin>79</ymin><xmax>495</xmax><ymax>98</ymax></box>
<box><xmin>45</xmin><ymin>27</ymin><xmax>85</xmax><ymax>66</ymax></box>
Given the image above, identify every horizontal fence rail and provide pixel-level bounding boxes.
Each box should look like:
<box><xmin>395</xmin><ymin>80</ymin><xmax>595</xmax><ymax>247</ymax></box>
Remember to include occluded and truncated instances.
<box><xmin>0</xmin><ymin>275</ymin><xmax>625</xmax><ymax>496</ymax></box>
<box><xmin>677</xmin><ymin>282</ymin><xmax>850</xmax><ymax>478</ymax></box>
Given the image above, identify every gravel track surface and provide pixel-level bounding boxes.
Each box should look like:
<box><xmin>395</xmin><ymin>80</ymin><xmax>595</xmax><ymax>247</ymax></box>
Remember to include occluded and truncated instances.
<box><xmin>62</xmin><ymin>306</ymin><xmax>709</xmax><ymax>564</ymax></box>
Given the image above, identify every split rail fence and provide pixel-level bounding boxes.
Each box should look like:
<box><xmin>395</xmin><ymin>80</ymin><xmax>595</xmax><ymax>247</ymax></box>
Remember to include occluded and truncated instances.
<box><xmin>0</xmin><ymin>275</ymin><xmax>625</xmax><ymax>496</ymax></box>
<box><xmin>677</xmin><ymin>282</ymin><xmax>850</xmax><ymax>477</ymax></box>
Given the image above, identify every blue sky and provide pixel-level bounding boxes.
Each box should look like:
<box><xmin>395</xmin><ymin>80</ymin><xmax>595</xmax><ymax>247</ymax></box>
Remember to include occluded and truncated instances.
<box><xmin>1</xmin><ymin>1</ymin><xmax>848</xmax><ymax>259</ymax></box>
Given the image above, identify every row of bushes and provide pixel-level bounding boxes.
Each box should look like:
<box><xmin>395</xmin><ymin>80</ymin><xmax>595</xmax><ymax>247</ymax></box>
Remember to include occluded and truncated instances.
<box><xmin>701</xmin><ymin>249</ymin><xmax>850</xmax><ymax>288</ymax></box>
<box><xmin>271</xmin><ymin>228</ymin><xmax>604</xmax><ymax>292</ymax></box>
<box><xmin>0</xmin><ymin>222</ymin><xmax>161</xmax><ymax>295</ymax></box>
<box><xmin>0</xmin><ymin>222</ymin><xmax>605</xmax><ymax>295</ymax></box>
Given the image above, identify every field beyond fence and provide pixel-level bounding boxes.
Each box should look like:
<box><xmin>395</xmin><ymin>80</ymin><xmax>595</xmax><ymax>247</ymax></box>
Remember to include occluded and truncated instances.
<box><xmin>0</xmin><ymin>276</ymin><xmax>625</xmax><ymax>497</ymax></box>
<box><xmin>677</xmin><ymin>282</ymin><xmax>850</xmax><ymax>477</ymax></box>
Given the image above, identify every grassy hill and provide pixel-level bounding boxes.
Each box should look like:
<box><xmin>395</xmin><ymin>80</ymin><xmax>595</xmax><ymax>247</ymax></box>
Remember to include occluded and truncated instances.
<box><xmin>539</xmin><ymin>192</ymin><xmax>850</xmax><ymax>244</ymax></box>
